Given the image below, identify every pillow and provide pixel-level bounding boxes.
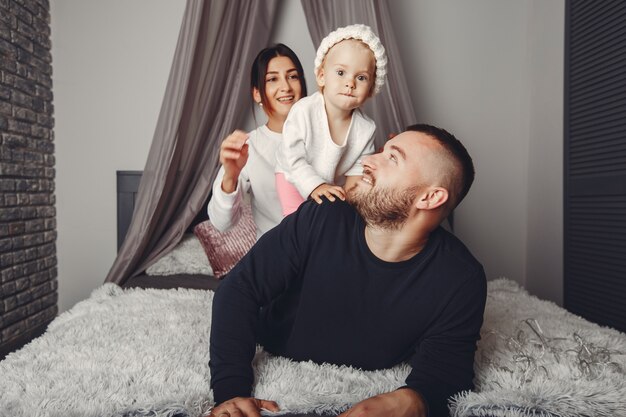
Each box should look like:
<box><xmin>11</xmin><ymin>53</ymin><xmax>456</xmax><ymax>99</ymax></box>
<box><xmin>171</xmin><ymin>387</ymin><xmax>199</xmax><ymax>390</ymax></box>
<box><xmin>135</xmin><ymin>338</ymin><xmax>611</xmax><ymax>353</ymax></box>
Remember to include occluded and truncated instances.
<box><xmin>145</xmin><ymin>234</ymin><xmax>214</xmax><ymax>276</ymax></box>
<box><xmin>194</xmin><ymin>203</ymin><xmax>256</xmax><ymax>278</ymax></box>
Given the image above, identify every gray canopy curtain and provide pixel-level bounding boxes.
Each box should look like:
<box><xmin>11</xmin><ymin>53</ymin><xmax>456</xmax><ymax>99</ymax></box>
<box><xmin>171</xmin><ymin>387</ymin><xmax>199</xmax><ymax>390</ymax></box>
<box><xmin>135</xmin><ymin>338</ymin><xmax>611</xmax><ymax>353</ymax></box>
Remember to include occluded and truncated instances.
<box><xmin>300</xmin><ymin>0</ymin><xmax>416</xmax><ymax>149</ymax></box>
<box><xmin>106</xmin><ymin>0</ymin><xmax>278</xmax><ymax>285</ymax></box>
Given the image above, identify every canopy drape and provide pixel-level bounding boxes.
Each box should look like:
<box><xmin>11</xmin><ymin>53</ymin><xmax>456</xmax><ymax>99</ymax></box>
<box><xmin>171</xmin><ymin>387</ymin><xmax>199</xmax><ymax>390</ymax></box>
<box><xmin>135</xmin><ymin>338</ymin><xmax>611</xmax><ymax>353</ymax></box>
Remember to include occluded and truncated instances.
<box><xmin>106</xmin><ymin>0</ymin><xmax>279</xmax><ymax>285</ymax></box>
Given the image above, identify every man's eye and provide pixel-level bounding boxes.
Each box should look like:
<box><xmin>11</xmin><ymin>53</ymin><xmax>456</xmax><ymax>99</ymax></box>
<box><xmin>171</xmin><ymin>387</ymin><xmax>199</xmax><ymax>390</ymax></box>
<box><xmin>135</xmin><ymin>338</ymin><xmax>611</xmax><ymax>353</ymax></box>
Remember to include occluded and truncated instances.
<box><xmin>389</xmin><ymin>154</ymin><xmax>398</xmax><ymax>163</ymax></box>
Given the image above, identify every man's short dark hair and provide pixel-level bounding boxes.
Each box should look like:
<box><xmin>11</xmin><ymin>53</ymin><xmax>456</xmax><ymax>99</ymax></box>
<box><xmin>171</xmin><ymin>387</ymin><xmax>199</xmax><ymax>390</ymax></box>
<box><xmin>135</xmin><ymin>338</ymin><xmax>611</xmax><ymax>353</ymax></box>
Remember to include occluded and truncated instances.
<box><xmin>406</xmin><ymin>123</ymin><xmax>475</xmax><ymax>208</ymax></box>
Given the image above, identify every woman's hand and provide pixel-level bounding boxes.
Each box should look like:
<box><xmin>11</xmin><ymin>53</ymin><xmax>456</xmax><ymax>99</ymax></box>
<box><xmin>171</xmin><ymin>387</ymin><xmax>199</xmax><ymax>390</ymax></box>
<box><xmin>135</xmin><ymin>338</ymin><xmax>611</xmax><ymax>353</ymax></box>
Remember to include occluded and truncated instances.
<box><xmin>220</xmin><ymin>130</ymin><xmax>250</xmax><ymax>193</ymax></box>
<box><xmin>208</xmin><ymin>397</ymin><xmax>279</xmax><ymax>417</ymax></box>
<box><xmin>310</xmin><ymin>183</ymin><xmax>345</xmax><ymax>204</ymax></box>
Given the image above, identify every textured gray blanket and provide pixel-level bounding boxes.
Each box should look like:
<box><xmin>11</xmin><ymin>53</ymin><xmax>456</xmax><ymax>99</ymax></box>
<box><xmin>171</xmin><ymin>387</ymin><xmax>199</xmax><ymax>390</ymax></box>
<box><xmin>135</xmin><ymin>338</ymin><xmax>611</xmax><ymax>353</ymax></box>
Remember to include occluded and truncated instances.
<box><xmin>0</xmin><ymin>279</ymin><xmax>624</xmax><ymax>417</ymax></box>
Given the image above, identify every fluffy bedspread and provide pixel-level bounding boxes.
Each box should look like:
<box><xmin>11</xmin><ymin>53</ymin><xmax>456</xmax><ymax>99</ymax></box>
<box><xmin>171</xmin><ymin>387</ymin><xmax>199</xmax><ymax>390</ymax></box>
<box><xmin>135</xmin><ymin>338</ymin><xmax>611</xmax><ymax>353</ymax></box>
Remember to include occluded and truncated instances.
<box><xmin>0</xmin><ymin>279</ymin><xmax>624</xmax><ymax>417</ymax></box>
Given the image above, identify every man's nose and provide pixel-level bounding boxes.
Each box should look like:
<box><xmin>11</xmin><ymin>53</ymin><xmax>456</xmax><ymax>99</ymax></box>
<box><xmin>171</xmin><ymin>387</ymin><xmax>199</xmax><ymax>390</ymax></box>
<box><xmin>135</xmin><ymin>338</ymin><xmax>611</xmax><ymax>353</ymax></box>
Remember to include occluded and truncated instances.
<box><xmin>362</xmin><ymin>153</ymin><xmax>376</xmax><ymax>168</ymax></box>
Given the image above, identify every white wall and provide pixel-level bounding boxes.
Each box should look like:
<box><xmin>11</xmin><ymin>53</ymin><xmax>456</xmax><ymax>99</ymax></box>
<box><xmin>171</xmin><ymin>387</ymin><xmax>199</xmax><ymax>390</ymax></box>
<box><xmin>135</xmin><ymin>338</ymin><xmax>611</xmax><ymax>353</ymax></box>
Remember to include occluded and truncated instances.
<box><xmin>51</xmin><ymin>0</ymin><xmax>186</xmax><ymax>312</ymax></box>
<box><xmin>390</xmin><ymin>0</ymin><xmax>532</xmax><ymax>285</ymax></box>
<box><xmin>389</xmin><ymin>0</ymin><xmax>564</xmax><ymax>302</ymax></box>
<box><xmin>525</xmin><ymin>1</ymin><xmax>564</xmax><ymax>304</ymax></box>
<box><xmin>51</xmin><ymin>0</ymin><xmax>564</xmax><ymax>312</ymax></box>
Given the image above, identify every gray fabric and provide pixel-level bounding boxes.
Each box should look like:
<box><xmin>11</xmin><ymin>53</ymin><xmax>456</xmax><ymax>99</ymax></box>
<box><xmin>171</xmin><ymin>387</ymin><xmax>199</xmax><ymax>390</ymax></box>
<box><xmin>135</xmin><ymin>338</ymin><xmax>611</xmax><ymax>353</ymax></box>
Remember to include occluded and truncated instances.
<box><xmin>106</xmin><ymin>0</ymin><xmax>279</xmax><ymax>285</ymax></box>
<box><xmin>300</xmin><ymin>0</ymin><xmax>417</xmax><ymax>149</ymax></box>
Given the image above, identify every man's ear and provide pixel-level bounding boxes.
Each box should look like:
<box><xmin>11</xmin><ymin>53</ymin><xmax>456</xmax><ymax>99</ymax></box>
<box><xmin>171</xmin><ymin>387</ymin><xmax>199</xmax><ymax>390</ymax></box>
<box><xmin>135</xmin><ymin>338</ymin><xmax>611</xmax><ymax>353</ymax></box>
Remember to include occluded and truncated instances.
<box><xmin>415</xmin><ymin>187</ymin><xmax>449</xmax><ymax>211</ymax></box>
<box><xmin>252</xmin><ymin>88</ymin><xmax>261</xmax><ymax>105</ymax></box>
<box><xmin>315</xmin><ymin>68</ymin><xmax>325</xmax><ymax>88</ymax></box>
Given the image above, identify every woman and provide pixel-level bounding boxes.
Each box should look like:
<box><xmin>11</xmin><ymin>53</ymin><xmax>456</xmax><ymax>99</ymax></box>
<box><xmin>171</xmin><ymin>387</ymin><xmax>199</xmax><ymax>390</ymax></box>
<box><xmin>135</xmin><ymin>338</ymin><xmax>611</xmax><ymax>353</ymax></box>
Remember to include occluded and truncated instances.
<box><xmin>207</xmin><ymin>44</ymin><xmax>307</xmax><ymax>238</ymax></box>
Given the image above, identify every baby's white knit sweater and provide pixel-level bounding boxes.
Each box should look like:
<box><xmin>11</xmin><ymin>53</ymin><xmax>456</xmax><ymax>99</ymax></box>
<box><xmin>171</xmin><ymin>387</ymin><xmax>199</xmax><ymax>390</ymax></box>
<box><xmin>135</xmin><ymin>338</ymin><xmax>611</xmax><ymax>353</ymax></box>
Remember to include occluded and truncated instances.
<box><xmin>275</xmin><ymin>92</ymin><xmax>376</xmax><ymax>198</ymax></box>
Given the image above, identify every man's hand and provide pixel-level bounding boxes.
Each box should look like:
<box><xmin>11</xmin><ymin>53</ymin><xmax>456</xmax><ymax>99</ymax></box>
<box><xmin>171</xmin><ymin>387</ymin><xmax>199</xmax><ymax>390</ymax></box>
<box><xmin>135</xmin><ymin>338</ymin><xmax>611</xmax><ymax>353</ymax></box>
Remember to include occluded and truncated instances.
<box><xmin>209</xmin><ymin>397</ymin><xmax>279</xmax><ymax>417</ymax></box>
<box><xmin>310</xmin><ymin>183</ymin><xmax>345</xmax><ymax>204</ymax></box>
<box><xmin>338</xmin><ymin>388</ymin><xmax>427</xmax><ymax>417</ymax></box>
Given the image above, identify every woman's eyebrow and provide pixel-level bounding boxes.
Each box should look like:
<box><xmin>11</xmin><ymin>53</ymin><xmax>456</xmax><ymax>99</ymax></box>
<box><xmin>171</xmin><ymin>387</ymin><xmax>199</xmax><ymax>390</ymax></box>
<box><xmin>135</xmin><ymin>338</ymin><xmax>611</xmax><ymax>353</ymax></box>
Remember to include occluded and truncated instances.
<box><xmin>266</xmin><ymin>68</ymin><xmax>298</xmax><ymax>75</ymax></box>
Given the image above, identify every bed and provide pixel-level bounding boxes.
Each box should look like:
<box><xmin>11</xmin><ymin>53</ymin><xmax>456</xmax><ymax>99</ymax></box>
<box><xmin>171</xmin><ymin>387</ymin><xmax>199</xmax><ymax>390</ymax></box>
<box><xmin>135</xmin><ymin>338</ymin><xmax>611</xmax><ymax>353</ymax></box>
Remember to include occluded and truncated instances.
<box><xmin>0</xmin><ymin>174</ymin><xmax>624</xmax><ymax>417</ymax></box>
<box><xmin>1</xmin><ymin>276</ymin><xmax>624</xmax><ymax>416</ymax></box>
<box><xmin>117</xmin><ymin>171</ymin><xmax>221</xmax><ymax>292</ymax></box>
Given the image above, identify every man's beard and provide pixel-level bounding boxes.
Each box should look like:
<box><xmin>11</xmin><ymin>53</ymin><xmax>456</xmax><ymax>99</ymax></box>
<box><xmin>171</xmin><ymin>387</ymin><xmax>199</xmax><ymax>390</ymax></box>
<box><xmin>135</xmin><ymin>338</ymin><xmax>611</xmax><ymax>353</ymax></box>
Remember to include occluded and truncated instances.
<box><xmin>346</xmin><ymin>182</ymin><xmax>420</xmax><ymax>230</ymax></box>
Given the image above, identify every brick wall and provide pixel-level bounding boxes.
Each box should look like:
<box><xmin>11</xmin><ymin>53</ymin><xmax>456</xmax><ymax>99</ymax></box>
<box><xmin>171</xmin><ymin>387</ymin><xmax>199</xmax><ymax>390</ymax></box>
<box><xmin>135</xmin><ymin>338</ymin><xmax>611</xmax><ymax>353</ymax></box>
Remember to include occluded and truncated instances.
<box><xmin>0</xmin><ymin>0</ymin><xmax>57</xmax><ymax>358</ymax></box>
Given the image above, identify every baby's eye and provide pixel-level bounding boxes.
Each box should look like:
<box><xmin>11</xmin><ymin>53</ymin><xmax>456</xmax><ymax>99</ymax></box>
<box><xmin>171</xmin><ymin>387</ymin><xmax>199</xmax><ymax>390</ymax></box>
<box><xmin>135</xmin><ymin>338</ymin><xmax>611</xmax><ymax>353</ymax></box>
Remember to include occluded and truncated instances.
<box><xmin>336</xmin><ymin>70</ymin><xmax>344</xmax><ymax>76</ymax></box>
<box><xmin>357</xmin><ymin>75</ymin><xmax>368</xmax><ymax>81</ymax></box>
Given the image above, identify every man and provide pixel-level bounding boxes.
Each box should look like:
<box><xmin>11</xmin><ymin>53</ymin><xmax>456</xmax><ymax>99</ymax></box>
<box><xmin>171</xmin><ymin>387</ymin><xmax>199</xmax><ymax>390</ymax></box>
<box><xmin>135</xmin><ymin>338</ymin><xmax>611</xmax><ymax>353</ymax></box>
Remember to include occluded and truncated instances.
<box><xmin>209</xmin><ymin>124</ymin><xmax>487</xmax><ymax>417</ymax></box>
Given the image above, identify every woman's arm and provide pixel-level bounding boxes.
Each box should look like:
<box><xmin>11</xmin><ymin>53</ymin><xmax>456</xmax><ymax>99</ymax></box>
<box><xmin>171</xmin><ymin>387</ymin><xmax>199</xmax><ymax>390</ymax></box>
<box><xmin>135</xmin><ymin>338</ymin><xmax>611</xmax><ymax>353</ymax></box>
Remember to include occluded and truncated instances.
<box><xmin>207</xmin><ymin>130</ymin><xmax>251</xmax><ymax>231</ymax></box>
<box><xmin>207</xmin><ymin>166</ymin><xmax>248</xmax><ymax>232</ymax></box>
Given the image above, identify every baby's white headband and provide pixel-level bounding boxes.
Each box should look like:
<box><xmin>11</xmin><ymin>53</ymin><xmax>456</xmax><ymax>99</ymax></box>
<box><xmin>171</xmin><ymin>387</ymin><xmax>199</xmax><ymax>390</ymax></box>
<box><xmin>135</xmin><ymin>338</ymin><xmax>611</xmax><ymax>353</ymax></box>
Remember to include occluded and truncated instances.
<box><xmin>314</xmin><ymin>24</ymin><xmax>387</xmax><ymax>95</ymax></box>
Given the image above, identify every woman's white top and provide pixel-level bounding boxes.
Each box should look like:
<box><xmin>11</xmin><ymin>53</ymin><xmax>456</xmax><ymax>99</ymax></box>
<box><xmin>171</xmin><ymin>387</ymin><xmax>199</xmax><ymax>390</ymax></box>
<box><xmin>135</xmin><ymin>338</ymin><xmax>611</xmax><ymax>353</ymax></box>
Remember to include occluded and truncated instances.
<box><xmin>207</xmin><ymin>125</ymin><xmax>283</xmax><ymax>239</ymax></box>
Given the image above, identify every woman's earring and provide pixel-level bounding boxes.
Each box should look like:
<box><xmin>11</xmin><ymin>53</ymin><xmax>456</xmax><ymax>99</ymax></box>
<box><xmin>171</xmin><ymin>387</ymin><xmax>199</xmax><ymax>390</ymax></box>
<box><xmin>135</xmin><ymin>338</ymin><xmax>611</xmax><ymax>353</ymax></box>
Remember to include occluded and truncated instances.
<box><xmin>257</xmin><ymin>102</ymin><xmax>263</xmax><ymax>108</ymax></box>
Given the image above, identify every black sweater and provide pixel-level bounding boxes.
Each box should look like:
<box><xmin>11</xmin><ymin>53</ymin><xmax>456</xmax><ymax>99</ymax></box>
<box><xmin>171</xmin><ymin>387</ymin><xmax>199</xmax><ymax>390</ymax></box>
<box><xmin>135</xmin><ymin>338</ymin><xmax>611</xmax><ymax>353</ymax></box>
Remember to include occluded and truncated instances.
<box><xmin>210</xmin><ymin>200</ymin><xmax>486</xmax><ymax>416</ymax></box>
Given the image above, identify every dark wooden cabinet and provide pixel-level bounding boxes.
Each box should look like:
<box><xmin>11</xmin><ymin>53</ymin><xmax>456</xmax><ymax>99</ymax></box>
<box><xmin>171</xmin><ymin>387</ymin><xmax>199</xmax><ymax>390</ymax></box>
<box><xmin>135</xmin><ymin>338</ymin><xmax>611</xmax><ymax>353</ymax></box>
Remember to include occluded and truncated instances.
<box><xmin>564</xmin><ymin>0</ymin><xmax>626</xmax><ymax>332</ymax></box>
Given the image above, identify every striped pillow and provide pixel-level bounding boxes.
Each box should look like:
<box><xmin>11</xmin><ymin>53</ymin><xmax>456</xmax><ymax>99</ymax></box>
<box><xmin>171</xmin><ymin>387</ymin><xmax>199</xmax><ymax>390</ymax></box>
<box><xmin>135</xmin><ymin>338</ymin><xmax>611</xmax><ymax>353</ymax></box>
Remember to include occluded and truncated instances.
<box><xmin>193</xmin><ymin>203</ymin><xmax>256</xmax><ymax>278</ymax></box>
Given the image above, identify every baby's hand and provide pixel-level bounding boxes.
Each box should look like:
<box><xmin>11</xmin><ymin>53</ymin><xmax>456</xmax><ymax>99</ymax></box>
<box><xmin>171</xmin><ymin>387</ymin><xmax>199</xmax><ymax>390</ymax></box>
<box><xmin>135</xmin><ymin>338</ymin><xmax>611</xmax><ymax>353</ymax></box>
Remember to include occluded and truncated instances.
<box><xmin>310</xmin><ymin>183</ymin><xmax>345</xmax><ymax>204</ymax></box>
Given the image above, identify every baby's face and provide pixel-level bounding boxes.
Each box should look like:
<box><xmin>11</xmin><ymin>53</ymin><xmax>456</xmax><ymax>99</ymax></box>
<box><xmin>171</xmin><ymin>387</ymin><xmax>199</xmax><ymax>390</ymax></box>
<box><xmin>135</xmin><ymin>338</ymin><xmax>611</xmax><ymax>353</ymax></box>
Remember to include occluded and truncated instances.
<box><xmin>316</xmin><ymin>39</ymin><xmax>376</xmax><ymax>112</ymax></box>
